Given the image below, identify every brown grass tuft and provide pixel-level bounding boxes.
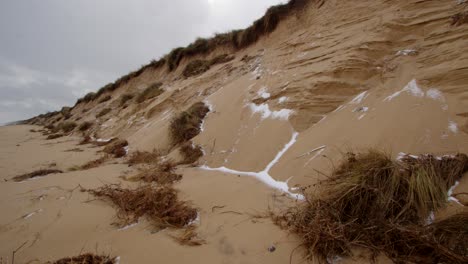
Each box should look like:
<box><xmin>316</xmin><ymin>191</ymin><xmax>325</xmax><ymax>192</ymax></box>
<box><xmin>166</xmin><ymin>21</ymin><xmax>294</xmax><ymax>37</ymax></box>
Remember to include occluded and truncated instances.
<box><xmin>182</xmin><ymin>54</ymin><xmax>235</xmax><ymax>78</ymax></box>
<box><xmin>183</xmin><ymin>60</ymin><xmax>211</xmax><ymax>78</ymax></box>
<box><xmin>86</xmin><ymin>184</ymin><xmax>197</xmax><ymax>229</ymax></box>
<box><xmin>58</xmin><ymin>121</ymin><xmax>77</xmax><ymax>133</ymax></box>
<box><xmin>179</xmin><ymin>142</ymin><xmax>204</xmax><ymax>164</ymax></box>
<box><xmin>12</xmin><ymin>169</ymin><xmax>63</xmax><ymax>182</ymax></box>
<box><xmin>78</xmin><ymin>121</ymin><xmax>93</xmax><ymax>132</ymax></box>
<box><xmin>127</xmin><ymin>150</ymin><xmax>161</xmax><ymax>165</ymax></box>
<box><xmin>119</xmin><ymin>93</ymin><xmax>134</xmax><ymax>107</ymax></box>
<box><xmin>451</xmin><ymin>11</ymin><xmax>468</xmax><ymax>26</ymax></box>
<box><xmin>46</xmin><ymin>133</ymin><xmax>64</xmax><ymax>140</ymax></box>
<box><xmin>170</xmin><ymin>226</ymin><xmax>205</xmax><ymax>246</ymax></box>
<box><xmin>47</xmin><ymin>253</ymin><xmax>116</xmax><ymax>264</ymax></box>
<box><xmin>169</xmin><ymin>102</ymin><xmax>210</xmax><ymax>145</ymax></box>
<box><xmin>96</xmin><ymin>108</ymin><xmax>111</xmax><ymax>118</ymax></box>
<box><xmin>98</xmin><ymin>95</ymin><xmax>112</xmax><ymax>103</ymax></box>
<box><xmin>70</xmin><ymin>155</ymin><xmax>109</xmax><ymax>171</ymax></box>
<box><xmin>103</xmin><ymin>139</ymin><xmax>128</xmax><ymax>158</ymax></box>
<box><xmin>136</xmin><ymin>82</ymin><xmax>163</xmax><ymax>103</ymax></box>
<box><xmin>128</xmin><ymin>161</ymin><xmax>182</xmax><ymax>184</ymax></box>
<box><xmin>275</xmin><ymin>151</ymin><xmax>468</xmax><ymax>263</ymax></box>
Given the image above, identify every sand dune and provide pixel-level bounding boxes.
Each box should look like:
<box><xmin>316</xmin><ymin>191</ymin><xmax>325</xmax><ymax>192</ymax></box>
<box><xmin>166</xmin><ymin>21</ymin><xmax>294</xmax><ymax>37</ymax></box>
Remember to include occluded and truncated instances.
<box><xmin>2</xmin><ymin>0</ymin><xmax>468</xmax><ymax>263</ymax></box>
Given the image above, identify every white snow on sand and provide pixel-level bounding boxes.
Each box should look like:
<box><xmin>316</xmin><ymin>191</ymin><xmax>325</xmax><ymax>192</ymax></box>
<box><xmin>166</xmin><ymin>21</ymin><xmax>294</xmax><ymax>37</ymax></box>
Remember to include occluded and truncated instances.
<box><xmin>201</xmin><ymin>132</ymin><xmax>303</xmax><ymax>200</ymax></box>
<box><xmin>278</xmin><ymin>96</ymin><xmax>288</xmax><ymax>104</ymax></box>
<box><xmin>448</xmin><ymin>181</ymin><xmax>462</xmax><ymax>205</ymax></box>
<box><xmin>118</xmin><ymin>222</ymin><xmax>138</xmax><ymax>231</ymax></box>
<box><xmin>384</xmin><ymin>79</ymin><xmax>424</xmax><ymax>101</ymax></box>
<box><xmin>448</xmin><ymin>121</ymin><xmax>458</xmax><ymax>133</ymax></box>
<box><xmin>23</xmin><ymin>209</ymin><xmax>43</xmax><ymax>219</ymax></box>
<box><xmin>349</xmin><ymin>91</ymin><xmax>368</xmax><ymax>104</ymax></box>
<box><xmin>249</xmin><ymin>103</ymin><xmax>293</xmax><ymax>120</ymax></box>
<box><xmin>257</xmin><ymin>87</ymin><xmax>271</xmax><ymax>99</ymax></box>
<box><xmin>426</xmin><ymin>88</ymin><xmax>445</xmax><ymax>102</ymax></box>
<box><xmin>396</xmin><ymin>49</ymin><xmax>417</xmax><ymax>56</ymax></box>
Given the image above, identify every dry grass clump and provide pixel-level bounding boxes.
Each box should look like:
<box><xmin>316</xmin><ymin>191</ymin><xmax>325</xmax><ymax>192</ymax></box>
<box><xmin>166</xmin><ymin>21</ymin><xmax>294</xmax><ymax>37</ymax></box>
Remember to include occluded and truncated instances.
<box><xmin>12</xmin><ymin>169</ymin><xmax>63</xmax><ymax>182</ymax></box>
<box><xmin>47</xmin><ymin>133</ymin><xmax>64</xmax><ymax>140</ymax></box>
<box><xmin>170</xmin><ymin>226</ymin><xmax>205</xmax><ymax>246</ymax></box>
<box><xmin>128</xmin><ymin>161</ymin><xmax>182</xmax><ymax>184</ymax></box>
<box><xmin>47</xmin><ymin>253</ymin><xmax>116</xmax><ymax>264</ymax></box>
<box><xmin>183</xmin><ymin>60</ymin><xmax>211</xmax><ymax>78</ymax></box>
<box><xmin>136</xmin><ymin>82</ymin><xmax>163</xmax><ymax>103</ymax></box>
<box><xmin>70</xmin><ymin>156</ymin><xmax>109</xmax><ymax>171</ymax></box>
<box><xmin>78</xmin><ymin>121</ymin><xmax>93</xmax><ymax>132</ymax></box>
<box><xmin>54</xmin><ymin>121</ymin><xmax>77</xmax><ymax>133</ymax></box>
<box><xmin>86</xmin><ymin>184</ymin><xmax>197</xmax><ymax>229</ymax></box>
<box><xmin>276</xmin><ymin>151</ymin><xmax>468</xmax><ymax>263</ymax></box>
<box><xmin>103</xmin><ymin>139</ymin><xmax>128</xmax><ymax>158</ymax></box>
<box><xmin>182</xmin><ymin>54</ymin><xmax>235</xmax><ymax>78</ymax></box>
<box><xmin>79</xmin><ymin>135</ymin><xmax>93</xmax><ymax>145</ymax></box>
<box><xmin>169</xmin><ymin>102</ymin><xmax>210</xmax><ymax>145</ymax></box>
<box><xmin>119</xmin><ymin>93</ymin><xmax>134</xmax><ymax>106</ymax></box>
<box><xmin>451</xmin><ymin>11</ymin><xmax>468</xmax><ymax>26</ymax></box>
<box><xmin>127</xmin><ymin>150</ymin><xmax>161</xmax><ymax>165</ymax></box>
<box><xmin>98</xmin><ymin>95</ymin><xmax>112</xmax><ymax>103</ymax></box>
<box><xmin>96</xmin><ymin>108</ymin><xmax>111</xmax><ymax>118</ymax></box>
<box><xmin>179</xmin><ymin>142</ymin><xmax>204</xmax><ymax>164</ymax></box>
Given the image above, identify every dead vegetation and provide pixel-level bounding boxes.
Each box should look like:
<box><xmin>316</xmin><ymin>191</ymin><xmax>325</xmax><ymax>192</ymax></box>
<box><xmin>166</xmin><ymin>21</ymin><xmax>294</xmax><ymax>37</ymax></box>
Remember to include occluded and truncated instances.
<box><xmin>170</xmin><ymin>225</ymin><xmax>205</xmax><ymax>246</ymax></box>
<box><xmin>70</xmin><ymin>156</ymin><xmax>109</xmax><ymax>171</ymax></box>
<box><xmin>169</xmin><ymin>102</ymin><xmax>209</xmax><ymax>145</ymax></box>
<box><xmin>85</xmin><ymin>184</ymin><xmax>197</xmax><ymax>229</ymax></box>
<box><xmin>127</xmin><ymin>150</ymin><xmax>161</xmax><ymax>165</ymax></box>
<box><xmin>52</xmin><ymin>121</ymin><xmax>77</xmax><ymax>134</ymax></box>
<box><xmin>179</xmin><ymin>142</ymin><xmax>204</xmax><ymax>165</ymax></box>
<box><xmin>46</xmin><ymin>133</ymin><xmax>64</xmax><ymax>140</ymax></box>
<box><xmin>96</xmin><ymin>108</ymin><xmax>111</xmax><ymax>118</ymax></box>
<box><xmin>98</xmin><ymin>95</ymin><xmax>112</xmax><ymax>103</ymax></box>
<box><xmin>136</xmin><ymin>82</ymin><xmax>163</xmax><ymax>103</ymax></box>
<box><xmin>78</xmin><ymin>121</ymin><xmax>93</xmax><ymax>132</ymax></box>
<box><xmin>451</xmin><ymin>11</ymin><xmax>468</xmax><ymax>26</ymax></box>
<box><xmin>275</xmin><ymin>151</ymin><xmax>468</xmax><ymax>263</ymax></box>
<box><xmin>47</xmin><ymin>253</ymin><xmax>117</xmax><ymax>264</ymax></box>
<box><xmin>12</xmin><ymin>169</ymin><xmax>63</xmax><ymax>182</ymax></box>
<box><xmin>103</xmin><ymin>139</ymin><xmax>128</xmax><ymax>158</ymax></box>
<box><xmin>127</xmin><ymin>161</ymin><xmax>182</xmax><ymax>185</ymax></box>
<box><xmin>182</xmin><ymin>54</ymin><xmax>234</xmax><ymax>78</ymax></box>
<box><xmin>119</xmin><ymin>93</ymin><xmax>134</xmax><ymax>107</ymax></box>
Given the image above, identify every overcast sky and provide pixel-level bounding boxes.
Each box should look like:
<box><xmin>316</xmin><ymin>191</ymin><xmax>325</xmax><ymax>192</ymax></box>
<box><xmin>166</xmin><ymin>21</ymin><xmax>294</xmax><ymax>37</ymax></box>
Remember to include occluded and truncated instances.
<box><xmin>0</xmin><ymin>0</ymin><xmax>285</xmax><ymax>124</ymax></box>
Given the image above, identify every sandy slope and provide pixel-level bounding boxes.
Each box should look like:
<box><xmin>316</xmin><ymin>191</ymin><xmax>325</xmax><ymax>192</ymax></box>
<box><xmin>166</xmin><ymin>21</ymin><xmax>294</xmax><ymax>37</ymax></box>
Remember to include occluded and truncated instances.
<box><xmin>2</xmin><ymin>0</ymin><xmax>468</xmax><ymax>263</ymax></box>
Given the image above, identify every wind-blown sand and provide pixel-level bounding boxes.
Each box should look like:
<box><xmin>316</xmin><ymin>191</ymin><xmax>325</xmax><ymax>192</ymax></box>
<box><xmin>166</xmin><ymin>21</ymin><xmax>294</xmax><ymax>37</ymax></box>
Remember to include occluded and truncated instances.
<box><xmin>2</xmin><ymin>0</ymin><xmax>468</xmax><ymax>263</ymax></box>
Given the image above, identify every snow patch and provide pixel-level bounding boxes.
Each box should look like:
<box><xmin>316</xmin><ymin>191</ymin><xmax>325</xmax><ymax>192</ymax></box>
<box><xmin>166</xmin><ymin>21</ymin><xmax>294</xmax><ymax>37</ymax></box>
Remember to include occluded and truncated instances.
<box><xmin>426</xmin><ymin>211</ymin><xmax>435</xmax><ymax>225</ymax></box>
<box><xmin>349</xmin><ymin>91</ymin><xmax>368</xmax><ymax>104</ymax></box>
<box><xmin>384</xmin><ymin>79</ymin><xmax>424</xmax><ymax>101</ymax></box>
<box><xmin>96</xmin><ymin>138</ymin><xmax>114</xmax><ymax>143</ymax></box>
<box><xmin>118</xmin><ymin>222</ymin><xmax>138</xmax><ymax>231</ymax></box>
<box><xmin>426</xmin><ymin>89</ymin><xmax>445</xmax><ymax>102</ymax></box>
<box><xmin>188</xmin><ymin>212</ymin><xmax>201</xmax><ymax>226</ymax></box>
<box><xmin>396</xmin><ymin>49</ymin><xmax>417</xmax><ymax>56</ymax></box>
<box><xmin>124</xmin><ymin>146</ymin><xmax>130</xmax><ymax>155</ymax></box>
<box><xmin>448</xmin><ymin>121</ymin><xmax>458</xmax><ymax>133</ymax></box>
<box><xmin>201</xmin><ymin>132</ymin><xmax>303</xmax><ymax>200</ymax></box>
<box><xmin>249</xmin><ymin>103</ymin><xmax>293</xmax><ymax>120</ymax></box>
<box><xmin>257</xmin><ymin>87</ymin><xmax>271</xmax><ymax>99</ymax></box>
<box><xmin>278</xmin><ymin>96</ymin><xmax>288</xmax><ymax>104</ymax></box>
<box><xmin>448</xmin><ymin>181</ymin><xmax>462</xmax><ymax>205</ymax></box>
<box><xmin>353</xmin><ymin>106</ymin><xmax>369</xmax><ymax>113</ymax></box>
<box><xmin>24</xmin><ymin>209</ymin><xmax>43</xmax><ymax>219</ymax></box>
